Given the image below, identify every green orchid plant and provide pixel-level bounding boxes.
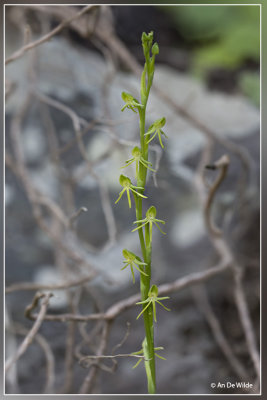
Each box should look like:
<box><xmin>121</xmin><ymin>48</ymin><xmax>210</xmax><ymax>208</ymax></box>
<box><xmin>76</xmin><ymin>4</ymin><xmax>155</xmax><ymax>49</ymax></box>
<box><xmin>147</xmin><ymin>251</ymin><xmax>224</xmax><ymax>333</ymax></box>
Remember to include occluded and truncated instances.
<box><xmin>115</xmin><ymin>31</ymin><xmax>169</xmax><ymax>394</ymax></box>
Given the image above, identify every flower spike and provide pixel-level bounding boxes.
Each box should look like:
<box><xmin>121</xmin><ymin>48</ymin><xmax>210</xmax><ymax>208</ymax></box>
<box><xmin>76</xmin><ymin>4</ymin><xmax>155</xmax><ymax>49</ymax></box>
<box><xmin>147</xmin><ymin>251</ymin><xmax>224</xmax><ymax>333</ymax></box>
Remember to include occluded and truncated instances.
<box><xmin>121</xmin><ymin>249</ymin><xmax>148</xmax><ymax>283</ymax></box>
<box><xmin>144</xmin><ymin>117</ymin><xmax>168</xmax><ymax>148</ymax></box>
<box><xmin>121</xmin><ymin>146</ymin><xmax>155</xmax><ymax>177</ymax></box>
<box><xmin>115</xmin><ymin>174</ymin><xmax>147</xmax><ymax>209</ymax></box>
<box><xmin>132</xmin><ymin>205</ymin><xmax>166</xmax><ymax>239</ymax></box>
<box><xmin>121</xmin><ymin>92</ymin><xmax>144</xmax><ymax>113</ymax></box>
<box><xmin>136</xmin><ymin>284</ymin><xmax>170</xmax><ymax>322</ymax></box>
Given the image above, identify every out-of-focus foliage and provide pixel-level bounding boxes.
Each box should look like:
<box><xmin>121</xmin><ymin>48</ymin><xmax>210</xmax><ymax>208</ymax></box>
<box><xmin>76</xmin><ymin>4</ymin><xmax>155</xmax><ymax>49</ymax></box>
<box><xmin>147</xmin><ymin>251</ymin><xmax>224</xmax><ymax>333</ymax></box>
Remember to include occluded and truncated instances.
<box><xmin>160</xmin><ymin>5</ymin><xmax>260</xmax><ymax>105</ymax></box>
<box><xmin>239</xmin><ymin>71</ymin><xmax>260</xmax><ymax>107</ymax></box>
<box><xmin>161</xmin><ymin>6</ymin><xmax>260</xmax><ymax>71</ymax></box>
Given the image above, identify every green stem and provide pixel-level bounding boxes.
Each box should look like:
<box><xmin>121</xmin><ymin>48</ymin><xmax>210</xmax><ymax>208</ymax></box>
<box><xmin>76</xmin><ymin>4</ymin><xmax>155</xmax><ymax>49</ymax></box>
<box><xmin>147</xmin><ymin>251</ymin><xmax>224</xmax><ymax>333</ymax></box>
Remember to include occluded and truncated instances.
<box><xmin>135</xmin><ymin>71</ymin><xmax>156</xmax><ymax>393</ymax></box>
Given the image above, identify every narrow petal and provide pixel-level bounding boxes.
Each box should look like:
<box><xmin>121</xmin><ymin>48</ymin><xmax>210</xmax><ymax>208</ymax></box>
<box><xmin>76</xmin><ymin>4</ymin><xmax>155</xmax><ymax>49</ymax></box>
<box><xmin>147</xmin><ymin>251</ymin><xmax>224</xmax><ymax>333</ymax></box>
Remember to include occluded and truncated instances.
<box><xmin>155</xmin><ymin>353</ymin><xmax>166</xmax><ymax>360</ymax></box>
<box><xmin>154</xmin><ymin>221</ymin><xmax>166</xmax><ymax>234</ymax></box>
<box><xmin>132</xmin><ymin>221</ymin><xmax>148</xmax><ymax>232</ymax></box>
<box><xmin>132</xmin><ymin>358</ymin><xmax>143</xmax><ymax>369</ymax></box>
<box><xmin>157</xmin><ymin>296</ymin><xmax>170</xmax><ymax>300</ymax></box>
<box><xmin>121</xmin><ymin>159</ymin><xmax>135</xmax><ymax>169</ymax></box>
<box><xmin>156</xmin><ymin>300</ymin><xmax>171</xmax><ymax>311</ymax></box>
<box><xmin>133</xmin><ymin>218</ymin><xmax>146</xmax><ymax>224</ymax></box>
<box><xmin>145</xmin><ymin>132</ymin><xmax>157</xmax><ymax>144</ymax></box>
<box><xmin>136</xmin><ymin>300</ymin><xmax>152</xmax><ymax>320</ymax></box>
<box><xmin>134</xmin><ymin>259</ymin><xmax>147</xmax><ymax>266</ymax></box>
<box><xmin>152</xmin><ymin>301</ymin><xmax>157</xmax><ymax>322</ymax></box>
<box><xmin>154</xmin><ymin>219</ymin><xmax>165</xmax><ymax>224</ymax></box>
<box><xmin>131</xmin><ymin>188</ymin><xmax>147</xmax><ymax>199</ymax></box>
<box><xmin>130</xmin><ymin>265</ymin><xmax>135</xmax><ymax>283</ymax></box>
<box><xmin>133</xmin><ymin>263</ymin><xmax>148</xmax><ymax>276</ymax></box>
<box><xmin>161</xmin><ymin>129</ymin><xmax>168</xmax><ymax>138</ymax></box>
<box><xmin>120</xmin><ymin>263</ymin><xmax>129</xmax><ymax>271</ymax></box>
<box><xmin>115</xmin><ymin>188</ymin><xmax>125</xmax><ymax>204</ymax></box>
<box><xmin>158</xmin><ymin>131</ymin><xmax>164</xmax><ymax>148</ymax></box>
<box><xmin>140</xmin><ymin>159</ymin><xmax>155</xmax><ymax>172</ymax></box>
<box><xmin>136</xmin><ymin>299</ymin><xmax>149</xmax><ymax>305</ymax></box>
<box><xmin>126</xmin><ymin>188</ymin><xmax>132</xmax><ymax>208</ymax></box>
<box><xmin>150</xmin><ymin>221</ymin><xmax>153</xmax><ymax>239</ymax></box>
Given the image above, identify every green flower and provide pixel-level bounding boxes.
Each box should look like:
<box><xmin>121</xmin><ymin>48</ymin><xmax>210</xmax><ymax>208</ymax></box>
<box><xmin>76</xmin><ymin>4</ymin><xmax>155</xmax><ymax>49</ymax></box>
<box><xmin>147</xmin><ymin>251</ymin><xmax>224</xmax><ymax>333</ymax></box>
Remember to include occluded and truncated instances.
<box><xmin>121</xmin><ymin>249</ymin><xmax>148</xmax><ymax>283</ymax></box>
<box><xmin>132</xmin><ymin>206</ymin><xmax>166</xmax><ymax>238</ymax></box>
<box><xmin>121</xmin><ymin>146</ymin><xmax>155</xmax><ymax>177</ymax></box>
<box><xmin>131</xmin><ymin>346</ymin><xmax>166</xmax><ymax>369</ymax></box>
<box><xmin>144</xmin><ymin>117</ymin><xmax>168</xmax><ymax>148</ymax></box>
<box><xmin>121</xmin><ymin>92</ymin><xmax>144</xmax><ymax>113</ymax></box>
<box><xmin>136</xmin><ymin>284</ymin><xmax>170</xmax><ymax>322</ymax></box>
<box><xmin>115</xmin><ymin>174</ymin><xmax>147</xmax><ymax>209</ymax></box>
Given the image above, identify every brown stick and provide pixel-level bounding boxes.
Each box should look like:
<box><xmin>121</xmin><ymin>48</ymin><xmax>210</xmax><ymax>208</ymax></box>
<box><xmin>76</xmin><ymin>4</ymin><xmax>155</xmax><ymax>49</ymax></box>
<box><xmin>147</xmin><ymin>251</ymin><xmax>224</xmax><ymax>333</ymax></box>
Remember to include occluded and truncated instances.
<box><xmin>5</xmin><ymin>293</ymin><xmax>52</xmax><ymax>373</ymax></box>
<box><xmin>6</xmin><ymin>273</ymin><xmax>96</xmax><ymax>294</ymax></box>
<box><xmin>27</xmin><ymin>261</ymin><xmax>230</xmax><ymax>323</ymax></box>
<box><xmin>192</xmin><ymin>284</ymin><xmax>250</xmax><ymax>382</ymax></box>
<box><xmin>8</xmin><ymin>323</ymin><xmax>56</xmax><ymax>394</ymax></box>
<box><xmin>5</xmin><ymin>5</ymin><xmax>96</xmax><ymax>65</ymax></box>
<box><xmin>195</xmin><ymin>143</ymin><xmax>260</xmax><ymax>381</ymax></box>
<box><xmin>79</xmin><ymin>321</ymin><xmax>111</xmax><ymax>394</ymax></box>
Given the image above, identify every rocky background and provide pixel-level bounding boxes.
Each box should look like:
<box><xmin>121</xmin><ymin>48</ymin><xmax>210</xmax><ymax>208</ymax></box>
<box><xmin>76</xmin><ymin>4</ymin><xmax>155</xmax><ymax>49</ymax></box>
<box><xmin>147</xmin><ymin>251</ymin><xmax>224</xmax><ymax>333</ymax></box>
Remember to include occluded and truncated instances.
<box><xmin>5</xmin><ymin>5</ymin><xmax>260</xmax><ymax>395</ymax></box>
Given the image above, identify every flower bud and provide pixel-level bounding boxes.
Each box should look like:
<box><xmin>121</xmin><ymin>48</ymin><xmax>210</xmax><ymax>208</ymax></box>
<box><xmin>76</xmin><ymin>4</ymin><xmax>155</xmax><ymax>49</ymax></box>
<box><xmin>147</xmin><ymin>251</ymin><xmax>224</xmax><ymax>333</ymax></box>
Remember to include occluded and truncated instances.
<box><xmin>152</xmin><ymin>42</ymin><xmax>159</xmax><ymax>55</ymax></box>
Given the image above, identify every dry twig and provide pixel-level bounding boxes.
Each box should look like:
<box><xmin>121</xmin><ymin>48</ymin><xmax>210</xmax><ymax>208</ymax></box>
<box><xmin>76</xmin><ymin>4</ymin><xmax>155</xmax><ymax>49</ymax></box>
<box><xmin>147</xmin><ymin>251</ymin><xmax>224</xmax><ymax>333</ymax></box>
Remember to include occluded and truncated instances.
<box><xmin>26</xmin><ymin>261</ymin><xmax>230</xmax><ymax>323</ymax></box>
<box><xmin>5</xmin><ymin>293</ymin><xmax>52</xmax><ymax>373</ymax></box>
<box><xmin>195</xmin><ymin>144</ymin><xmax>260</xmax><ymax>381</ymax></box>
<box><xmin>7</xmin><ymin>323</ymin><xmax>56</xmax><ymax>394</ymax></box>
<box><xmin>6</xmin><ymin>273</ymin><xmax>96</xmax><ymax>294</ymax></box>
<box><xmin>5</xmin><ymin>5</ymin><xmax>96</xmax><ymax>65</ymax></box>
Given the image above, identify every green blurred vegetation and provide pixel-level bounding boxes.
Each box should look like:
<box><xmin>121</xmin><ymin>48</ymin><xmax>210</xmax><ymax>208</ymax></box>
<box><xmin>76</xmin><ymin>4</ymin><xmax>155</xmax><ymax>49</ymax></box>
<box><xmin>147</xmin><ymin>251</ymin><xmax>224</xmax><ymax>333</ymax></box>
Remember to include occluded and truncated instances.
<box><xmin>160</xmin><ymin>5</ymin><xmax>260</xmax><ymax>105</ymax></box>
<box><xmin>239</xmin><ymin>71</ymin><xmax>260</xmax><ymax>107</ymax></box>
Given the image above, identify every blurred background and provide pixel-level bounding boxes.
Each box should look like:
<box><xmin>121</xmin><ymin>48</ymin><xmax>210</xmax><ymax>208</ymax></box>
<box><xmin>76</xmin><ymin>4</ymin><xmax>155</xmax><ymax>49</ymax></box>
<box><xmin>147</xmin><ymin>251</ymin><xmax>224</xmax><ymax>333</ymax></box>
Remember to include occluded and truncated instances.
<box><xmin>5</xmin><ymin>5</ymin><xmax>260</xmax><ymax>395</ymax></box>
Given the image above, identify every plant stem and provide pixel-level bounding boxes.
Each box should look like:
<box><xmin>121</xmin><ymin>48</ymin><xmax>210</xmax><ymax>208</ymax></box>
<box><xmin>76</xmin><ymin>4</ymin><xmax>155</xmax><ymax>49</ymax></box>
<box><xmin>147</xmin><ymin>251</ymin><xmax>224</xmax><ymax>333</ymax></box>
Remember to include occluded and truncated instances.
<box><xmin>135</xmin><ymin>82</ymin><xmax>156</xmax><ymax>394</ymax></box>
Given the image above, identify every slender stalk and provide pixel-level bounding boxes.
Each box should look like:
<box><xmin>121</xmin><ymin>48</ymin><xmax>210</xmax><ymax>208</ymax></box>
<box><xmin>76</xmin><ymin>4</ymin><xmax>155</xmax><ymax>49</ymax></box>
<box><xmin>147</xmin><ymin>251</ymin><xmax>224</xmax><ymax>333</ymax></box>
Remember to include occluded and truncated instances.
<box><xmin>118</xmin><ymin>32</ymin><xmax>165</xmax><ymax>394</ymax></box>
<box><xmin>136</xmin><ymin>54</ymin><xmax>156</xmax><ymax>393</ymax></box>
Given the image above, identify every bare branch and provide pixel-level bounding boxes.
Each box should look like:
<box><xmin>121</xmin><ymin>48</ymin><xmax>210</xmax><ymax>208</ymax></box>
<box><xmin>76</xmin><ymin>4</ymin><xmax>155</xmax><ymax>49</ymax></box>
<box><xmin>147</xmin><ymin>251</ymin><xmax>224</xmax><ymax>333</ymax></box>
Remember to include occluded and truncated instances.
<box><xmin>79</xmin><ymin>352</ymin><xmax>145</xmax><ymax>368</ymax></box>
<box><xmin>192</xmin><ymin>284</ymin><xmax>250</xmax><ymax>382</ymax></box>
<box><xmin>27</xmin><ymin>261</ymin><xmax>230</xmax><ymax>323</ymax></box>
<box><xmin>5</xmin><ymin>5</ymin><xmax>96</xmax><ymax>65</ymax></box>
<box><xmin>8</xmin><ymin>323</ymin><xmax>56</xmax><ymax>394</ymax></box>
<box><xmin>204</xmin><ymin>154</ymin><xmax>230</xmax><ymax>236</ymax></box>
<box><xmin>6</xmin><ymin>273</ymin><xmax>96</xmax><ymax>294</ymax></box>
<box><xmin>5</xmin><ymin>293</ymin><xmax>52</xmax><ymax>373</ymax></box>
<box><xmin>79</xmin><ymin>321</ymin><xmax>111</xmax><ymax>394</ymax></box>
<box><xmin>233</xmin><ymin>269</ymin><xmax>260</xmax><ymax>379</ymax></box>
<box><xmin>195</xmin><ymin>141</ymin><xmax>260</xmax><ymax>381</ymax></box>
